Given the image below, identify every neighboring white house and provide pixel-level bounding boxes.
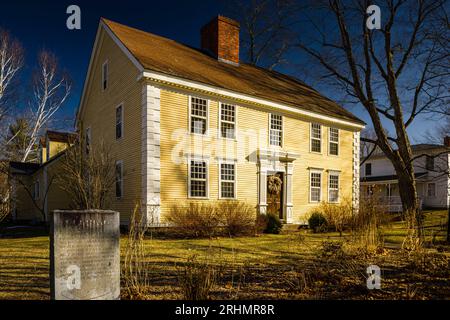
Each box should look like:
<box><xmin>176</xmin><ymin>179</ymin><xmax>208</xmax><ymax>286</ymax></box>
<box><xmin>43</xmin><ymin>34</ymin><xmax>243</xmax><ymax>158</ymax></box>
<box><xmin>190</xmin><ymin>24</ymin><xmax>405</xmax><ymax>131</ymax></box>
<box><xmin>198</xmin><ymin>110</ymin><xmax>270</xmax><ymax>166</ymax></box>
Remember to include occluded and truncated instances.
<box><xmin>361</xmin><ymin>137</ymin><xmax>450</xmax><ymax>210</ymax></box>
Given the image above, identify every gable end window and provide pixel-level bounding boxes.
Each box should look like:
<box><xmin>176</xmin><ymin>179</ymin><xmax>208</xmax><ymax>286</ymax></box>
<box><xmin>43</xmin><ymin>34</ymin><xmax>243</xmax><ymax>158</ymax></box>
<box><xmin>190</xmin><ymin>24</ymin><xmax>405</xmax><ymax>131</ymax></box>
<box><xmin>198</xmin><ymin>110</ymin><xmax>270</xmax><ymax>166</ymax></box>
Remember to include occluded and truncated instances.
<box><xmin>427</xmin><ymin>183</ymin><xmax>436</xmax><ymax>197</ymax></box>
<box><xmin>102</xmin><ymin>61</ymin><xmax>108</xmax><ymax>91</ymax></box>
<box><xmin>311</xmin><ymin>123</ymin><xmax>321</xmax><ymax>153</ymax></box>
<box><xmin>85</xmin><ymin>127</ymin><xmax>91</xmax><ymax>155</ymax></box>
<box><xmin>33</xmin><ymin>180</ymin><xmax>40</xmax><ymax>200</ymax></box>
<box><xmin>116</xmin><ymin>104</ymin><xmax>123</xmax><ymax>140</ymax></box>
<box><xmin>189</xmin><ymin>159</ymin><xmax>208</xmax><ymax>198</ymax></box>
<box><xmin>269</xmin><ymin>114</ymin><xmax>283</xmax><ymax>147</ymax></box>
<box><xmin>365</xmin><ymin>163</ymin><xmax>372</xmax><ymax>176</ymax></box>
<box><xmin>115</xmin><ymin>161</ymin><xmax>123</xmax><ymax>198</ymax></box>
<box><xmin>310</xmin><ymin>171</ymin><xmax>322</xmax><ymax>202</ymax></box>
<box><xmin>220</xmin><ymin>103</ymin><xmax>236</xmax><ymax>139</ymax></box>
<box><xmin>329</xmin><ymin>128</ymin><xmax>339</xmax><ymax>156</ymax></box>
<box><xmin>190</xmin><ymin>97</ymin><xmax>208</xmax><ymax>135</ymax></box>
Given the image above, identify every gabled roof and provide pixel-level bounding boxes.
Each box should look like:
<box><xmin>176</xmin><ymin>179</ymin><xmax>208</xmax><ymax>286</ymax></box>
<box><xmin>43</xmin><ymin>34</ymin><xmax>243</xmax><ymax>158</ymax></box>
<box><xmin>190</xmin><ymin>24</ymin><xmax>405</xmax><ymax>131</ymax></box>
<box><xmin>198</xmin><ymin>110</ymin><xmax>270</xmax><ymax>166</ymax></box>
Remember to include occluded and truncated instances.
<box><xmin>99</xmin><ymin>18</ymin><xmax>364</xmax><ymax>127</ymax></box>
<box><xmin>46</xmin><ymin>130</ymin><xmax>77</xmax><ymax>144</ymax></box>
<box><xmin>365</xmin><ymin>143</ymin><xmax>450</xmax><ymax>161</ymax></box>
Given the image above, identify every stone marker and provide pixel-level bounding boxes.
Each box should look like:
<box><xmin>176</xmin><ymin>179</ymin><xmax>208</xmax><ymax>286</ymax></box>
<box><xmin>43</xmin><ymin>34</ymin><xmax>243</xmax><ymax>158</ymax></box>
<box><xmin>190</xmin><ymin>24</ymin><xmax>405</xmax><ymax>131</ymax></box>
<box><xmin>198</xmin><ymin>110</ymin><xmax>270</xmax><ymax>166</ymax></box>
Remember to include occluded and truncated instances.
<box><xmin>50</xmin><ymin>210</ymin><xmax>120</xmax><ymax>300</ymax></box>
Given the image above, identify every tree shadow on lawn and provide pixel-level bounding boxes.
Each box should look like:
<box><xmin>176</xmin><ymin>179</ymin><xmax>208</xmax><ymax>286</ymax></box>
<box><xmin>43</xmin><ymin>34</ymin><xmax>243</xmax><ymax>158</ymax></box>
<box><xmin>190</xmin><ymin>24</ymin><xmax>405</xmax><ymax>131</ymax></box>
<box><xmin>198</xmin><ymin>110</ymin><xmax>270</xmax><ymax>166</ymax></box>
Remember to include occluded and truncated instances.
<box><xmin>0</xmin><ymin>225</ymin><xmax>48</xmax><ymax>239</ymax></box>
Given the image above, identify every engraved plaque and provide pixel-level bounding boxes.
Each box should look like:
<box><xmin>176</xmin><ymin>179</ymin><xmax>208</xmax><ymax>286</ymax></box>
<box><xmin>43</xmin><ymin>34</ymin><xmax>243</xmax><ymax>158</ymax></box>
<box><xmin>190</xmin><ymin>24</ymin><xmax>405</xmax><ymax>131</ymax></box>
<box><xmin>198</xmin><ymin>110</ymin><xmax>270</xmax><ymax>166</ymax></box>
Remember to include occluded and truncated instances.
<box><xmin>50</xmin><ymin>210</ymin><xmax>120</xmax><ymax>300</ymax></box>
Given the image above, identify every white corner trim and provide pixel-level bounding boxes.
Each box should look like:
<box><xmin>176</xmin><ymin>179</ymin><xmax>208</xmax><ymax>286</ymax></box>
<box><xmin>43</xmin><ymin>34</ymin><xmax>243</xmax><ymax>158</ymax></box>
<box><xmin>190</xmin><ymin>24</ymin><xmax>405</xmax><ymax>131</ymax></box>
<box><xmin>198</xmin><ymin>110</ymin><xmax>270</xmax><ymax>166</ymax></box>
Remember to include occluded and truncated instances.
<box><xmin>142</xmin><ymin>84</ymin><xmax>161</xmax><ymax>225</ymax></box>
<box><xmin>141</xmin><ymin>70</ymin><xmax>365</xmax><ymax>130</ymax></box>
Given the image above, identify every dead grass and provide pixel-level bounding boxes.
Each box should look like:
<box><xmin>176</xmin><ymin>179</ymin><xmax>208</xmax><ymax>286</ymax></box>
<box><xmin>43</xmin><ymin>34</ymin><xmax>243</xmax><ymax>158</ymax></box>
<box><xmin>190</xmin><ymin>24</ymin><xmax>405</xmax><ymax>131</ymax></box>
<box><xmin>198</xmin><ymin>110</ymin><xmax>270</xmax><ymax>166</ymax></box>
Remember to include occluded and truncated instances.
<box><xmin>0</xmin><ymin>210</ymin><xmax>448</xmax><ymax>300</ymax></box>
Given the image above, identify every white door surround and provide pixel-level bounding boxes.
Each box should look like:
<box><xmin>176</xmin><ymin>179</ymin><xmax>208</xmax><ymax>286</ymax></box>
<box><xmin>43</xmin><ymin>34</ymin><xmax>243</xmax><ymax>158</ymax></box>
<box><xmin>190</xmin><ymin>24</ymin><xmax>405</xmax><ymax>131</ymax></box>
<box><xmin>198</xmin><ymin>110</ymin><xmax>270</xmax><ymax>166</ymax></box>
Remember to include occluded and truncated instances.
<box><xmin>257</xmin><ymin>149</ymin><xmax>299</xmax><ymax>224</ymax></box>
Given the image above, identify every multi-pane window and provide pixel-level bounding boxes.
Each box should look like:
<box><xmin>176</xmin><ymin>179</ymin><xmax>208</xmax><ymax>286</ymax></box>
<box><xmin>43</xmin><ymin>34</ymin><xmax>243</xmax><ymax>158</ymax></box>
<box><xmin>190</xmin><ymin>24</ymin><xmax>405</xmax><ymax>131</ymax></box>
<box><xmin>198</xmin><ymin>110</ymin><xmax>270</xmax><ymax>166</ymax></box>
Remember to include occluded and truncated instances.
<box><xmin>220</xmin><ymin>103</ymin><xmax>236</xmax><ymax>139</ymax></box>
<box><xmin>329</xmin><ymin>128</ymin><xmax>339</xmax><ymax>155</ymax></box>
<box><xmin>328</xmin><ymin>173</ymin><xmax>339</xmax><ymax>203</ymax></box>
<box><xmin>116</xmin><ymin>105</ymin><xmax>123</xmax><ymax>140</ymax></box>
<box><xmin>365</xmin><ymin>163</ymin><xmax>372</xmax><ymax>176</ymax></box>
<box><xmin>426</xmin><ymin>156</ymin><xmax>435</xmax><ymax>171</ymax></box>
<box><xmin>115</xmin><ymin>161</ymin><xmax>123</xmax><ymax>198</ymax></box>
<box><xmin>189</xmin><ymin>160</ymin><xmax>208</xmax><ymax>198</ymax></box>
<box><xmin>427</xmin><ymin>183</ymin><xmax>436</xmax><ymax>197</ymax></box>
<box><xmin>102</xmin><ymin>61</ymin><xmax>108</xmax><ymax>90</ymax></box>
<box><xmin>220</xmin><ymin>162</ymin><xmax>236</xmax><ymax>198</ymax></box>
<box><xmin>85</xmin><ymin>127</ymin><xmax>91</xmax><ymax>155</ymax></box>
<box><xmin>310</xmin><ymin>171</ymin><xmax>322</xmax><ymax>202</ymax></box>
<box><xmin>269</xmin><ymin>114</ymin><xmax>283</xmax><ymax>147</ymax></box>
<box><xmin>190</xmin><ymin>97</ymin><xmax>208</xmax><ymax>135</ymax></box>
<box><xmin>311</xmin><ymin>123</ymin><xmax>321</xmax><ymax>153</ymax></box>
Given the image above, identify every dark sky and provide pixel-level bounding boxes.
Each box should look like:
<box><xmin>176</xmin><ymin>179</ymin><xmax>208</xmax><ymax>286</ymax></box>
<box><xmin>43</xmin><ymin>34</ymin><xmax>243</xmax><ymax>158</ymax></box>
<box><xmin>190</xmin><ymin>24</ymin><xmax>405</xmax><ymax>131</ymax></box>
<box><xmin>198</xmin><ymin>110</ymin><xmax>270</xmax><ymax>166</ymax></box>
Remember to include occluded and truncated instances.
<box><xmin>0</xmin><ymin>0</ymin><xmax>438</xmax><ymax>142</ymax></box>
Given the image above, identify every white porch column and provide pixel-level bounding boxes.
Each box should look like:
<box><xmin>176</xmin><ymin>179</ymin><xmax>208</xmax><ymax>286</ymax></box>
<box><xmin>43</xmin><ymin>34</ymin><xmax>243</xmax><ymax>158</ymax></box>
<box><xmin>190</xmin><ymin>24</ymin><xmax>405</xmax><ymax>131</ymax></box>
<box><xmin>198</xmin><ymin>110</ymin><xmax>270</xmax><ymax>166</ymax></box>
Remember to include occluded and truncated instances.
<box><xmin>352</xmin><ymin>131</ymin><xmax>361</xmax><ymax>214</ymax></box>
<box><xmin>141</xmin><ymin>83</ymin><xmax>161</xmax><ymax>226</ymax></box>
<box><xmin>285</xmin><ymin>162</ymin><xmax>294</xmax><ymax>223</ymax></box>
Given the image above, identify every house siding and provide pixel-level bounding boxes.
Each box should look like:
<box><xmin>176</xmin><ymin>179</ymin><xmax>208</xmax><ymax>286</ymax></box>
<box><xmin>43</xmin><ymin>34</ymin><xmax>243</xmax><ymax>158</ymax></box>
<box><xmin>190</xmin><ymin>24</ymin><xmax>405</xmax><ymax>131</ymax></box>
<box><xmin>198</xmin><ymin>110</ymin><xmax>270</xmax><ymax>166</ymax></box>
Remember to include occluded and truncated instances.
<box><xmin>158</xmin><ymin>86</ymin><xmax>357</xmax><ymax>224</ymax></box>
<box><xmin>79</xmin><ymin>28</ymin><xmax>142</xmax><ymax>225</ymax></box>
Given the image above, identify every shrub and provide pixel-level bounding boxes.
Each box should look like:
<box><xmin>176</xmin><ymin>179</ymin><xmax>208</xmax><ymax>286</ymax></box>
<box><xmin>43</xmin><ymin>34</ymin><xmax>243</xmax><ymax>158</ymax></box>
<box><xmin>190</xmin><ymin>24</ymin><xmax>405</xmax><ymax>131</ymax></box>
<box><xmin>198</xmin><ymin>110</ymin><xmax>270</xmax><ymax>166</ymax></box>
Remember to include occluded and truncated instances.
<box><xmin>265</xmin><ymin>213</ymin><xmax>283</xmax><ymax>234</ymax></box>
<box><xmin>255</xmin><ymin>214</ymin><xmax>269</xmax><ymax>234</ymax></box>
<box><xmin>319</xmin><ymin>198</ymin><xmax>353</xmax><ymax>236</ymax></box>
<box><xmin>218</xmin><ymin>201</ymin><xmax>256</xmax><ymax>236</ymax></box>
<box><xmin>178</xmin><ymin>254</ymin><xmax>217</xmax><ymax>300</ymax></box>
<box><xmin>308</xmin><ymin>211</ymin><xmax>328</xmax><ymax>233</ymax></box>
<box><xmin>166</xmin><ymin>202</ymin><xmax>221</xmax><ymax>238</ymax></box>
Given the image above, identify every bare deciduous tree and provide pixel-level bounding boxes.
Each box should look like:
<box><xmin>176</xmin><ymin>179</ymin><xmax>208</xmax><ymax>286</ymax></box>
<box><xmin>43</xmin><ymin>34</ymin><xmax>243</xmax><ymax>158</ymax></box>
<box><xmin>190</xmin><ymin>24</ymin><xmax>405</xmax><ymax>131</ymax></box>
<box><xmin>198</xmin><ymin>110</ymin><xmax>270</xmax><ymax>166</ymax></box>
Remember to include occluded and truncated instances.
<box><xmin>0</xmin><ymin>28</ymin><xmax>23</xmax><ymax>124</ymax></box>
<box><xmin>58</xmin><ymin>133</ymin><xmax>116</xmax><ymax>210</ymax></box>
<box><xmin>22</xmin><ymin>50</ymin><xmax>71</xmax><ymax>162</ymax></box>
<box><xmin>293</xmin><ymin>0</ymin><xmax>449</xmax><ymax>245</ymax></box>
<box><xmin>227</xmin><ymin>0</ymin><xmax>300</xmax><ymax>70</ymax></box>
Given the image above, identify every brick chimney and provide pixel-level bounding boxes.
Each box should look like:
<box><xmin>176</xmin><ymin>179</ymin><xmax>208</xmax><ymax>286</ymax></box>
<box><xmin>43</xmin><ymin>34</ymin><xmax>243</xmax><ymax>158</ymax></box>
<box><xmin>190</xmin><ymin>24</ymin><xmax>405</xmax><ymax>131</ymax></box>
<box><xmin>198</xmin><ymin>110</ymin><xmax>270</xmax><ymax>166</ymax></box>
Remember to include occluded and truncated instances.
<box><xmin>201</xmin><ymin>16</ymin><xmax>240</xmax><ymax>65</ymax></box>
<box><xmin>444</xmin><ymin>136</ymin><xmax>450</xmax><ymax>147</ymax></box>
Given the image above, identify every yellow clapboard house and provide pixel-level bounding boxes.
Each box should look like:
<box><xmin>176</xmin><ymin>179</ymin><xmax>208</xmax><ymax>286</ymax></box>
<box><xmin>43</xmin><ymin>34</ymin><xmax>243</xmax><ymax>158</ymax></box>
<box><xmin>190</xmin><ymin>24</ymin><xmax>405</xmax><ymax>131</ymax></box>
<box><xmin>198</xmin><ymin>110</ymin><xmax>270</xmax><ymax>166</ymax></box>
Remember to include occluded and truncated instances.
<box><xmin>10</xmin><ymin>16</ymin><xmax>365</xmax><ymax>226</ymax></box>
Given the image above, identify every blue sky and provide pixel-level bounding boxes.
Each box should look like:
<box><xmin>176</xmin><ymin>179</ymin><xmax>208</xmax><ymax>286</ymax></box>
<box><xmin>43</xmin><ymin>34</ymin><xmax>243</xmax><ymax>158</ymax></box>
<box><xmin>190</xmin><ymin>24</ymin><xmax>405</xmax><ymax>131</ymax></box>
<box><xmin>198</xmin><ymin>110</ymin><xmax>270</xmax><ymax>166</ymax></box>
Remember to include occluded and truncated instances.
<box><xmin>0</xmin><ymin>0</ymin><xmax>441</xmax><ymax>143</ymax></box>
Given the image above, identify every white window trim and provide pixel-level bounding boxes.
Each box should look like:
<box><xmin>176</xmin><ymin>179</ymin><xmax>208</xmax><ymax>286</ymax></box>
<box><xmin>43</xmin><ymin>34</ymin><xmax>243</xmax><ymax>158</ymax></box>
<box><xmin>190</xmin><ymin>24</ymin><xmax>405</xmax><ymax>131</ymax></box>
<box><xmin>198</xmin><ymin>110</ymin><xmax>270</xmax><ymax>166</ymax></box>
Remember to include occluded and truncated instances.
<box><xmin>328</xmin><ymin>127</ymin><xmax>339</xmax><ymax>156</ymax></box>
<box><xmin>187</xmin><ymin>156</ymin><xmax>210</xmax><ymax>199</ymax></box>
<box><xmin>268</xmin><ymin>113</ymin><xmax>283</xmax><ymax>148</ymax></box>
<box><xmin>188</xmin><ymin>95</ymin><xmax>209</xmax><ymax>137</ymax></box>
<box><xmin>102</xmin><ymin>60</ymin><xmax>108</xmax><ymax>91</ymax></box>
<box><xmin>310</xmin><ymin>123</ymin><xmax>322</xmax><ymax>154</ymax></box>
<box><xmin>218</xmin><ymin>159</ymin><xmax>237</xmax><ymax>200</ymax></box>
<box><xmin>309</xmin><ymin>169</ymin><xmax>323</xmax><ymax>203</ymax></box>
<box><xmin>328</xmin><ymin>171</ymin><xmax>340</xmax><ymax>203</ymax></box>
<box><xmin>115</xmin><ymin>103</ymin><xmax>124</xmax><ymax>140</ymax></box>
<box><xmin>218</xmin><ymin>102</ymin><xmax>237</xmax><ymax>141</ymax></box>
<box><xmin>115</xmin><ymin>160</ymin><xmax>123</xmax><ymax>199</ymax></box>
<box><xmin>427</xmin><ymin>182</ymin><xmax>436</xmax><ymax>197</ymax></box>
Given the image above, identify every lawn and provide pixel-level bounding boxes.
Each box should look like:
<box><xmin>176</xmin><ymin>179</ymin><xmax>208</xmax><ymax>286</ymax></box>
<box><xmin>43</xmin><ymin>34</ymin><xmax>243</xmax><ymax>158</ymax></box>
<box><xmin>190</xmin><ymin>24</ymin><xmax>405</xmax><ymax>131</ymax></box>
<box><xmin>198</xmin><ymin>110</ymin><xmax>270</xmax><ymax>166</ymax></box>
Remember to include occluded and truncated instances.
<box><xmin>0</xmin><ymin>210</ymin><xmax>449</xmax><ymax>300</ymax></box>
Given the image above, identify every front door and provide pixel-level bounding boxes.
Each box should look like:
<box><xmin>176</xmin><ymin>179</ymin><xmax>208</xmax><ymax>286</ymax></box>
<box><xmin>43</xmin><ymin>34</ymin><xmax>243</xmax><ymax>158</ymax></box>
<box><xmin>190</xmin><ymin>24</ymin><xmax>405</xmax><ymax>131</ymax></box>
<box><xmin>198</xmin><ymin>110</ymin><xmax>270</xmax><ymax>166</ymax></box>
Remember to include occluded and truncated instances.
<box><xmin>267</xmin><ymin>172</ymin><xmax>284</xmax><ymax>219</ymax></box>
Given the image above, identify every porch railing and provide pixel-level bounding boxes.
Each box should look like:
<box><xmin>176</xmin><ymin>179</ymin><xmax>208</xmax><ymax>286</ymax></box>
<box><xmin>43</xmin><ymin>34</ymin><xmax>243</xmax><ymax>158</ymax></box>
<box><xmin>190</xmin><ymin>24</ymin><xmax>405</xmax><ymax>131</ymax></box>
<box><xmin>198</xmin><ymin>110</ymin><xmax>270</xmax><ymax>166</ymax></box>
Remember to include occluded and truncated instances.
<box><xmin>361</xmin><ymin>196</ymin><xmax>423</xmax><ymax>213</ymax></box>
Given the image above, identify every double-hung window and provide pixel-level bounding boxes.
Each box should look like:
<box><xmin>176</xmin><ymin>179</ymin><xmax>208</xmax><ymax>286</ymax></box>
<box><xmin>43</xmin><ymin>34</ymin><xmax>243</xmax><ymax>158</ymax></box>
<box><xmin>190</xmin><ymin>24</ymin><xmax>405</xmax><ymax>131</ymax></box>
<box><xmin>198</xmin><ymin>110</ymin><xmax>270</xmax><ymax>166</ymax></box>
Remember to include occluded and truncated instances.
<box><xmin>115</xmin><ymin>161</ymin><xmax>123</xmax><ymax>198</ymax></box>
<box><xmin>116</xmin><ymin>104</ymin><xmax>123</xmax><ymax>140</ymax></box>
<box><xmin>220</xmin><ymin>103</ymin><xmax>236</xmax><ymax>139</ymax></box>
<box><xmin>190</xmin><ymin>97</ymin><xmax>208</xmax><ymax>135</ymax></box>
<box><xmin>189</xmin><ymin>160</ymin><xmax>208</xmax><ymax>198</ymax></box>
<box><xmin>328</xmin><ymin>173</ymin><xmax>339</xmax><ymax>203</ymax></box>
<box><xmin>310</xmin><ymin>170</ymin><xmax>322</xmax><ymax>202</ymax></box>
<box><xmin>269</xmin><ymin>114</ymin><xmax>283</xmax><ymax>147</ymax></box>
<box><xmin>33</xmin><ymin>180</ymin><xmax>40</xmax><ymax>200</ymax></box>
<box><xmin>329</xmin><ymin>128</ymin><xmax>339</xmax><ymax>156</ymax></box>
<box><xmin>220</xmin><ymin>162</ymin><xmax>236</xmax><ymax>199</ymax></box>
<box><xmin>311</xmin><ymin>123</ymin><xmax>322</xmax><ymax>153</ymax></box>
<box><xmin>365</xmin><ymin>163</ymin><xmax>372</xmax><ymax>176</ymax></box>
<box><xmin>427</xmin><ymin>183</ymin><xmax>436</xmax><ymax>197</ymax></box>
